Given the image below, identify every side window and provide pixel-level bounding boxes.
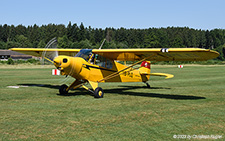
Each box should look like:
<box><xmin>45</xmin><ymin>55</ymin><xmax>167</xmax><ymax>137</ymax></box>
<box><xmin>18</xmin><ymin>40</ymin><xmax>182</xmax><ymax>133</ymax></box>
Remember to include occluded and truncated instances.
<box><xmin>95</xmin><ymin>55</ymin><xmax>105</xmax><ymax>67</ymax></box>
<box><xmin>106</xmin><ymin>59</ymin><xmax>113</xmax><ymax>69</ymax></box>
<box><xmin>95</xmin><ymin>54</ymin><xmax>112</xmax><ymax>69</ymax></box>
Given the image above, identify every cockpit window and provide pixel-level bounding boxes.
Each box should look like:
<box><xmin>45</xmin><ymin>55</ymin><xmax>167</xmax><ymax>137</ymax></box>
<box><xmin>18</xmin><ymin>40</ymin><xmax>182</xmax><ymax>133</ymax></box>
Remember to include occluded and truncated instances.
<box><xmin>75</xmin><ymin>49</ymin><xmax>93</xmax><ymax>61</ymax></box>
<box><xmin>75</xmin><ymin>49</ymin><xmax>113</xmax><ymax>69</ymax></box>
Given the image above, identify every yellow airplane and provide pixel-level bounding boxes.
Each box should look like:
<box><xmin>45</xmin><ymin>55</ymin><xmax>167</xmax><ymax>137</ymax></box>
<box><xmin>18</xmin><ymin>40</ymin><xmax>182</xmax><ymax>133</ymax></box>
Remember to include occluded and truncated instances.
<box><xmin>10</xmin><ymin>47</ymin><xmax>219</xmax><ymax>98</ymax></box>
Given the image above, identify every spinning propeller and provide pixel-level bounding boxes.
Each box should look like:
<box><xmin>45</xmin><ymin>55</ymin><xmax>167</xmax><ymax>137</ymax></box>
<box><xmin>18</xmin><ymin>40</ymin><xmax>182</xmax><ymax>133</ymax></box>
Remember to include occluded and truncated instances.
<box><xmin>41</xmin><ymin>37</ymin><xmax>74</xmax><ymax>83</ymax></box>
<box><xmin>41</xmin><ymin>37</ymin><xmax>58</xmax><ymax>65</ymax></box>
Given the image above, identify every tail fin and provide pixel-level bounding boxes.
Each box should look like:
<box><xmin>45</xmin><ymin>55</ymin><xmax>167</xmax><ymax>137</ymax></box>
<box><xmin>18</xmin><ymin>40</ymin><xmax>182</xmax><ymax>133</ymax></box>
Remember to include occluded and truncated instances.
<box><xmin>139</xmin><ymin>61</ymin><xmax>151</xmax><ymax>75</ymax></box>
<box><xmin>141</xmin><ymin>61</ymin><xmax>151</xmax><ymax>69</ymax></box>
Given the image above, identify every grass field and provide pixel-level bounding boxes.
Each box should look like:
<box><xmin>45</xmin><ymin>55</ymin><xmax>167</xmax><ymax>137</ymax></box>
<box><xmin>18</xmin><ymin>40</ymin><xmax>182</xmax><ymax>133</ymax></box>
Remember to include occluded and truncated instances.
<box><xmin>0</xmin><ymin>65</ymin><xmax>224</xmax><ymax>140</ymax></box>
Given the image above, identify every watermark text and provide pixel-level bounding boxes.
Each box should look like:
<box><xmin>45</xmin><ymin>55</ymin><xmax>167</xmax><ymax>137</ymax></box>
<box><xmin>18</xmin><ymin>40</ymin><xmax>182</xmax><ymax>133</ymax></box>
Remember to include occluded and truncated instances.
<box><xmin>173</xmin><ymin>135</ymin><xmax>222</xmax><ymax>139</ymax></box>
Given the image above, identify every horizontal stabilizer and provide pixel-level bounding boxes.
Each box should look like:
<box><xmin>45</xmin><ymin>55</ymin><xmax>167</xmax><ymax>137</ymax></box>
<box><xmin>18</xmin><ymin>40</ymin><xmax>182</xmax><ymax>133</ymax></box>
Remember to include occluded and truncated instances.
<box><xmin>141</xmin><ymin>72</ymin><xmax>174</xmax><ymax>79</ymax></box>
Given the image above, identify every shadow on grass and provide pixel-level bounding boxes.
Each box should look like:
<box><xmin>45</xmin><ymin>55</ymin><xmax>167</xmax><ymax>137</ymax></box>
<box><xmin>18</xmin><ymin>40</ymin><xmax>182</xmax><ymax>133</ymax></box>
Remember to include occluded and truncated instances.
<box><xmin>105</xmin><ymin>85</ymin><xmax>205</xmax><ymax>100</ymax></box>
<box><xmin>19</xmin><ymin>83</ymin><xmax>89</xmax><ymax>97</ymax></box>
<box><xmin>19</xmin><ymin>83</ymin><xmax>205</xmax><ymax>100</ymax></box>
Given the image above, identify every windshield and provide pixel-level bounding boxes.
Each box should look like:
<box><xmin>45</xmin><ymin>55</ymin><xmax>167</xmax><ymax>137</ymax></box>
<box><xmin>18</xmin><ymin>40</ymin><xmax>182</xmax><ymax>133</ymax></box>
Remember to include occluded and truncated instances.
<box><xmin>75</xmin><ymin>49</ymin><xmax>93</xmax><ymax>61</ymax></box>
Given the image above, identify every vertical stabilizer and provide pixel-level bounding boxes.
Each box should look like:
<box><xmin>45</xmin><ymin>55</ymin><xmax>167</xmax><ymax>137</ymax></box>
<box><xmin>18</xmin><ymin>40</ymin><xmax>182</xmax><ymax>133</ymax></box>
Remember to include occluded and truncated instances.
<box><xmin>139</xmin><ymin>61</ymin><xmax>151</xmax><ymax>82</ymax></box>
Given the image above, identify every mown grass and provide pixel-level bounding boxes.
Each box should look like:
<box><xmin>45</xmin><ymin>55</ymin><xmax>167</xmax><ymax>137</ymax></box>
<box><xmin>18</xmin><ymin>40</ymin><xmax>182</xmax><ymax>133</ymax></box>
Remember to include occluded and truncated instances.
<box><xmin>0</xmin><ymin>65</ymin><xmax>224</xmax><ymax>140</ymax></box>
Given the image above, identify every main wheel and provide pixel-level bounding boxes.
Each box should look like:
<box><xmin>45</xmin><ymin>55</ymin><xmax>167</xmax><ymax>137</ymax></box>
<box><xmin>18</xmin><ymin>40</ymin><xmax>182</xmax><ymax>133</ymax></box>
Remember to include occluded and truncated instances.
<box><xmin>94</xmin><ymin>87</ymin><xmax>104</xmax><ymax>98</ymax></box>
<box><xmin>59</xmin><ymin>84</ymin><xmax>68</xmax><ymax>95</ymax></box>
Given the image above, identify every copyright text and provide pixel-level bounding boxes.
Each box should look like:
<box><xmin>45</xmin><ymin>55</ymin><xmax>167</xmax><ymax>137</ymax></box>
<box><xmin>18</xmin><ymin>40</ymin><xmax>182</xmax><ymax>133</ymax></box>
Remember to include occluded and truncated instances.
<box><xmin>173</xmin><ymin>135</ymin><xmax>222</xmax><ymax>139</ymax></box>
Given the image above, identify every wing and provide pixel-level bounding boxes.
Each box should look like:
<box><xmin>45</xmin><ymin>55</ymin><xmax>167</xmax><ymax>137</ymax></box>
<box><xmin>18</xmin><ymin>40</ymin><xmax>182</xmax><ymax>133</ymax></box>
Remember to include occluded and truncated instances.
<box><xmin>10</xmin><ymin>48</ymin><xmax>219</xmax><ymax>61</ymax></box>
<box><xmin>10</xmin><ymin>48</ymin><xmax>80</xmax><ymax>57</ymax></box>
<box><xmin>92</xmin><ymin>48</ymin><xmax>219</xmax><ymax>61</ymax></box>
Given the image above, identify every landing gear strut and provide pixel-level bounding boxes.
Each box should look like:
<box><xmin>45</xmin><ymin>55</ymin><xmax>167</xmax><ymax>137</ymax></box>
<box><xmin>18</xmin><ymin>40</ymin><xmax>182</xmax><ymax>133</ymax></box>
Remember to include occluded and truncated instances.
<box><xmin>144</xmin><ymin>82</ymin><xmax>151</xmax><ymax>88</ymax></box>
<box><xmin>58</xmin><ymin>81</ymin><xmax>104</xmax><ymax>98</ymax></box>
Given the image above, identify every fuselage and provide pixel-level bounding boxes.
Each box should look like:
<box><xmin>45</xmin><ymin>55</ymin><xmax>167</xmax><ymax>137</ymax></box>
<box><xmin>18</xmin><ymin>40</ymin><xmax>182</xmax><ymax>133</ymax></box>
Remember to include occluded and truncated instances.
<box><xmin>53</xmin><ymin>49</ymin><xmax>150</xmax><ymax>83</ymax></box>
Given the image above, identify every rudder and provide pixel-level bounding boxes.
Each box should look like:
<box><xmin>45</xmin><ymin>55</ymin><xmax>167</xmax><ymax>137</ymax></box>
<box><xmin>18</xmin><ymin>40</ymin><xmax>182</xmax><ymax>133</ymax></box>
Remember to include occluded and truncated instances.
<box><xmin>139</xmin><ymin>61</ymin><xmax>151</xmax><ymax>74</ymax></box>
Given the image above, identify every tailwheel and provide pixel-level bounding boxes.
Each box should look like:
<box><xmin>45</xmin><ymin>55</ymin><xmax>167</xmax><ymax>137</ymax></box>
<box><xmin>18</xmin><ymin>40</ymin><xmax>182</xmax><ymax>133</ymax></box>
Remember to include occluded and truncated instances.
<box><xmin>144</xmin><ymin>82</ymin><xmax>151</xmax><ymax>88</ymax></box>
<box><xmin>94</xmin><ymin>87</ymin><xmax>104</xmax><ymax>98</ymax></box>
<box><xmin>59</xmin><ymin>84</ymin><xmax>68</xmax><ymax>95</ymax></box>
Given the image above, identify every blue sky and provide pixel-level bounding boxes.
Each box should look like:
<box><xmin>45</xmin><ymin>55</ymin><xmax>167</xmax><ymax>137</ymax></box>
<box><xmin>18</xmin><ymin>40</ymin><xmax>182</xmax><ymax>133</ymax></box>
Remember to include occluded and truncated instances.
<box><xmin>1</xmin><ymin>0</ymin><xmax>225</xmax><ymax>30</ymax></box>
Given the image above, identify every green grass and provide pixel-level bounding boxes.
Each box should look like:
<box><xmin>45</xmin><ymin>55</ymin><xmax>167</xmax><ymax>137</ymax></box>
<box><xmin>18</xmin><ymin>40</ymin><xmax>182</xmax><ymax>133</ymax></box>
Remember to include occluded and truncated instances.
<box><xmin>0</xmin><ymin>65</ymin><xmax>224</xmax><ymax>140</ymax></box>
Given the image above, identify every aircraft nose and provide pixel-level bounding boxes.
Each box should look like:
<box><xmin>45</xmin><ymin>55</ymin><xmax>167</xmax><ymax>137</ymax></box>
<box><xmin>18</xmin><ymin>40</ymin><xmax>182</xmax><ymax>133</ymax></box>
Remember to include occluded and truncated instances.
<box><xmin>53</xmin><ymin>56</ymin><xmax>70</xmax><ymax>71</ymax></box>
<box><xmin>54</xmin><ymin>57</ymin><xmax>61</xmax><ymax>65</ymax></box>
<box><xmin>53</xmin><ymin>57</ymin><xmax>61</xmax><ymax>69</ymax></box>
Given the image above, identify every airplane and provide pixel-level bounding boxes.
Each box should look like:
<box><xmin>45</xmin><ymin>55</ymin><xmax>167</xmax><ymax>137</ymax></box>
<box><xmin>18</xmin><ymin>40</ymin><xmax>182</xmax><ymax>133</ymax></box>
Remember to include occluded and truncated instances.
<box><xmin>10</xmin><ymin>45</ymin><xmax>219</xmax><ymax>98</ymax></box>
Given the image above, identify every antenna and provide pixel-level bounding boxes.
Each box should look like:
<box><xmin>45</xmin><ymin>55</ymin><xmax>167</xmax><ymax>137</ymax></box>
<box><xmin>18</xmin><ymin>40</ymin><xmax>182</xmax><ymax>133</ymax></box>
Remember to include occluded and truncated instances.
<box><xmin>99</xmin><ymin>39</ymin><xmax>106</xmax><ymax>50</ymax></box>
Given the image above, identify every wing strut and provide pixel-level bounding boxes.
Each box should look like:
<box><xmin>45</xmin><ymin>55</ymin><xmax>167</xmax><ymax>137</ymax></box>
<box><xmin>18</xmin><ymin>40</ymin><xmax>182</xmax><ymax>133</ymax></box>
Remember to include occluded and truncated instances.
<box><xmin>43</xmin><ymin>56</ymin><xmax>54</xmax><ymax>64</ymax></box>
<box><xmin>97</xmin><ymin>54</ymin><xmax>157</xmax><ymax>82</ymax></box>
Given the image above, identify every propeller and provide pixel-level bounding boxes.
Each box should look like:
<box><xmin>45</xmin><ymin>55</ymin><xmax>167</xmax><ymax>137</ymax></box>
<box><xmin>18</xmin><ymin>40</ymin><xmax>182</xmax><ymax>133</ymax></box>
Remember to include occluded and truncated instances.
<box><xmin>41</xmin><ymin>37</ymin><xmax>58</xmax><ymax>65</ymax></box>
<box><xmin>41</xmin><ymin>37</ymin><xmax>74</xmax><ymax>84</ymax></box>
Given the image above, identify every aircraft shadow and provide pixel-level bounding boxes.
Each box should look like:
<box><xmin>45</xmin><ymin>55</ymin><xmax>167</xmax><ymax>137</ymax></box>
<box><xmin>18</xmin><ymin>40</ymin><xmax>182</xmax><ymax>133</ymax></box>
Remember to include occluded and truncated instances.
<box><xmin>19</xmin><ymin>83</ymin><xmax>205</xmax><ymax>100</ymax></box>
<box><xmin>19</xmin><ymin>83</ymin><xmax>88</xmax><ymax>96</ymax></box>
<box><xmin>19</xmin><ymin>84</ymin><xmax>60</xmax><ymax>89</ymax></box>
<box><xmin>104</xmin><ymin>85</ymin><xmax>205</xmax><ymax>100</ymax></box>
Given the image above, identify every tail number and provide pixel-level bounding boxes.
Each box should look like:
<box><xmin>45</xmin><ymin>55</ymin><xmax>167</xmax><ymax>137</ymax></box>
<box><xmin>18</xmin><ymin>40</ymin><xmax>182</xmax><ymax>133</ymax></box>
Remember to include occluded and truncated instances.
<box><xmin>122</xmin><ymin>71</ymin><xmax>133</xmax><ymax>78</ymax></box>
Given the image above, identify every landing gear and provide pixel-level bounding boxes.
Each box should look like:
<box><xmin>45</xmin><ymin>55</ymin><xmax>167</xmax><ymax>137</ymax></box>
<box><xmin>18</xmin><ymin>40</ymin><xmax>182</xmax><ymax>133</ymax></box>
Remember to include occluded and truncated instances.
<box><xmin>94</xmin><ymin>87</ymin><xmax>104</xmax><ymax>98</ymax></box>
<box><xmin>144</xmin><ymin>82</ymin><xmax>151</xmax><ymax>88</ymax></box>
<box><xmin>58</xmin><ymin>81</ymin><xmax>104</xmax><ymax>98</ymax></box>
<box><xmin>59</xmin><ymin>80</ymin><xmax>84</xmax><ymax>95</ymax></box>
<box><xmin>59</xmin><ymin>84</ymin><xmax>68</xmax><ymax>95</ymax></box>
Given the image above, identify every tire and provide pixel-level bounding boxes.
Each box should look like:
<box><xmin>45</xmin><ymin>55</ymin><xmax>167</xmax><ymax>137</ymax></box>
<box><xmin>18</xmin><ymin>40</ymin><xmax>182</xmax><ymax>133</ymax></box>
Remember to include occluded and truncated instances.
<box><xmin>94</xmin><ymin>87</ymin><xmax>104</xmax><ymax>98</ymax></box>
<box><xmin>59</xmin><ymin>84</ymin><xmax>68</xmax><ymax>95</ymax></box>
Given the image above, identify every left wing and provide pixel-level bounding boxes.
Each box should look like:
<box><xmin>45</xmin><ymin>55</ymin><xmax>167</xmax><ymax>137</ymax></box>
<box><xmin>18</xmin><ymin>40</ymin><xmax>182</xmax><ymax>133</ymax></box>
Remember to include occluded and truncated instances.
<box><xmin>10</xmin><ymin>48</ymin><xmax>80</xmax><ymax>57</ymax></box>
<box><xmin>92</xmin><ymin>48</ymin><xmax>219</xmax><ymax>61</ymax></box>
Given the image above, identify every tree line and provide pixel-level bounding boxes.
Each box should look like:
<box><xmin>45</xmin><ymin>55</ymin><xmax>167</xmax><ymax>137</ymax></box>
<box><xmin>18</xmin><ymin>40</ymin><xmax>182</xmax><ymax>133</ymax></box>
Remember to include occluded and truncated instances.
<box><xmin>0</xmin><ymin>22</ymin><xmax>224</xmax><ymax>60</ymax></box>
